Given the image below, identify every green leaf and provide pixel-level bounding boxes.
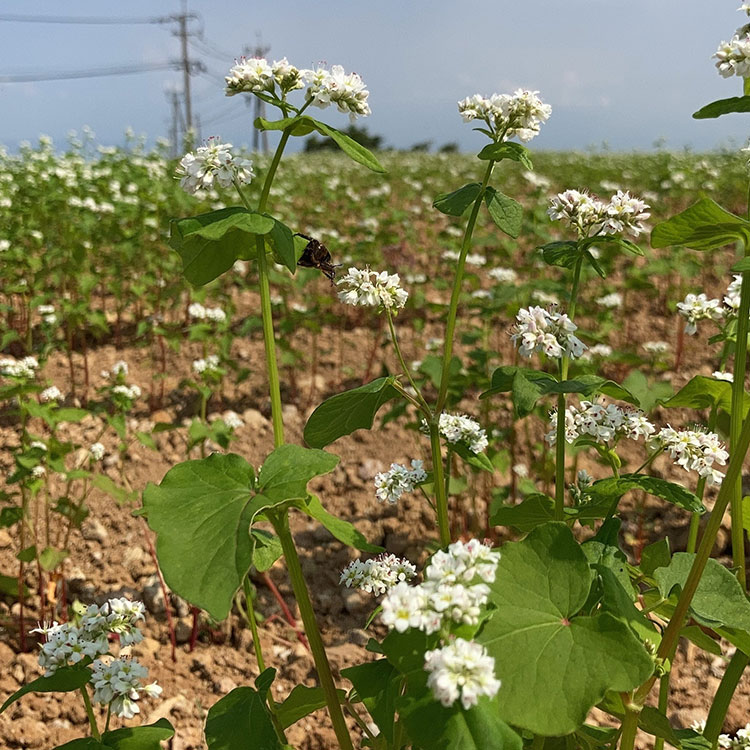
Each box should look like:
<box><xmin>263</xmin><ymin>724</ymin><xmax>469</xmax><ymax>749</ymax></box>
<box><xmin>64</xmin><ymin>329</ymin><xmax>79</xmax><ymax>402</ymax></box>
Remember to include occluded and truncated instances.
<box><xmin>298</xmin><ymin>494</ymin><xmax>382</xmax><ymax>553</ymax></box>
<box><xmin>142</xmin><ymin>453</ymin><xmax>256</xmax><ymax>619</ymax></box>
<box><xmin>478</xmin><ymin>523</ymin><xmax>653</xmax><ymax>735</ymax></box>
<box><xmin>484</xmin><ymin>187</ymin><xmax>522</xmax><ymax>238</ymax></box>
<box><xmin>266</xmin><ymin>219</ymin><xmax>296</xmax><ymax>273</ymax></box>
<box><xmin>490</xmin><ymin>493</ymin><xmax>555</xmax><ymax>531</ymax></box>
<box><xmin>680</xmin><ymin>625</ymin><xmax>722</xmax><ymax>656</ymax></box>
<box><xmin>169</xmin><ymin>207</ymin><xmax>275</xmax><ymax>286</ymax></box>
<box><xmin>399</xmin><ymin>693</ymin><xmax>523</xmax><ymax>750</ymax></box>
<box><xmin>651</xmin><ymin>198</ymin><xmax>750</xmax><ymax>251</ymax></box>
<box><xmin>341</xmin><ymin>660</ymin><xmax>401</xmax><ymax>742</ymax></box>
<box><xmin>640</xmin><ymin>538</ymin><xmax>671</xmax><ymax>577</ymax></box>
<box><xmin>621</xmin><ymin>370</ymin><xmax>673</xmax><ymax>413</ymax></box>
<box><xmin>433</xmin><ymin>183</ymin><xmax>482</xmax><ymax>216</ymax></box>
<box><xmin>1</xmin><ymin>664</ymin><xmax>91</xmax><ymax>713</ymax></box>
<box><xmin>693</xmin><ymin>95</ymin><xmax>750</xmax><ymax>119</ymax></box>
<box><xmin>476</xmin><ymin>141</ymin><xmax>533</xmax><ymax>169</ymax></box>
<box><xmin>250</xmin><ymin>529</ymin><xmax>283</xmax><ymax>572</ymax></box>
<box><xmin>204</xmin><ymin>685</ymin><xmax>282</xmax><ymax>750</ymax></box>
<box><xmin>91</xmin><ymin>474</ymin><xmax>137</xmax><ymax>505</ymax></box>
<box><xmin>654</xmin><ymin>552</ymin><xmax>750</xmax><ymax>631</ymax></box>
<box><xmin>99</xmin><ymin>719</ymin><xmax>175</xmax><ymax>750</ymax></box>
<box><xmin>540</xmin><ymin>241</ymin><xmax>581</xmax><ymax>270</ymax></box>
<box><xmin>638</xmin><ymin>706</ymin><xmax>682</xmax><ymax>746</ymax></box>
<box><xmin>258</xmin><ymin>444</ymin><xmax>339</xmax><ymax>503</ymax></box>
<box><xmin>588</xmin><ymin>475</ymin><xmax>705</xmax><ymax>514</ymax></box>
<box><xmin>303</xmin><ymin>377</ymin><xmax>400</xmax><ymax>448</ymax></box>
<box><xmin>660</xmin><ymin>375</ymin><xmax>750</xmax><ymax>416</ymax></box>
<box><xmin>275</xmin><ymin>683</ymin><xmax>345</xmax><ymax>730</ymax></box>
<box><xmin>254</xmin><ymin>116</ymin><xmax>317</xmax><ymax>136</ymax></box>
<box><xmin>732</xmin><ymin>256</ymin><xmax>750</xmax><ymax>273</ymax></box>
<box><xmin>39</xmin><ymin>546</ymin><xmax>69</xmax><ymax>571</ymax></box>
<box><xmin>309</xmin><ymin>118</ymin><xmax>386</xmax><ymax>173</ymax></box>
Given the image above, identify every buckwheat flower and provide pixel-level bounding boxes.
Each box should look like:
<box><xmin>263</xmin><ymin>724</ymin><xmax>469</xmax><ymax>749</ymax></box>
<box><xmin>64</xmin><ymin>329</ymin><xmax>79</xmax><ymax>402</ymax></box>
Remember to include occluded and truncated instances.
<box><xmin>603</xmin><ymin>190</ymin><xmax>650</xmax><ymax>237</ymax></box>
<box><xmin>225</xmin><ymin>56</ymin><xmax>274</xmax><ymax>95</ymax></box>
<box><xmin>427</xmin><ymin>539</ymin><xmax>501</xmax><ymax>585</ymax></box>
<box><xmin>337</xmin><ymin>267</ymin><xmax>408</xmax><ymax>310</ymax></box>
<box><xmin>272</xmin><ymin>57</ymin><xmax>304</xmax><ymax>93</ymax></box>
<box><xmin>188</xmin><ymin>302</ymin><xmax>206</xmax><ymax>319</ymax></box>
<box><xmin>548</xmin><ymin>189</ymin><xmax>608</xmax><ymax>235</ymax></box>
<box><xmin>40</xmin><ymin>386</ymin><xmax>62</xmax><ymax>403</ymax></box>
<box><xmin>546</xmin><ymin>400</ymin><xmax>654</xmax><ymax>447</ymax></box>
<box><xmin>89</xmin><ymin>442</ymin><xmax>105</xmax><ymax>462</ymax></box>
<box><xmin>511</xmin><ymin>306</ymin><xmax>586</xmax><ymax>360</ymax></box>
<box><xmin>381</xmin><ymin>581</ymin><xmax>428</xmax><ymax>632</ymax></box>
<box><xmin>176</xmin><ymin>137</ymin><xmax>254</xmax><ymax>195</ymax></box>
<box><xmin>642</xmin><ymin>342</ymin><xmax>670</xmax><ymax>360</ymax></box>
<box><xmin>652</xmin><ymin>426</ymin><xmax>728</xmax><ymax>486</ymax></box>
<box><xmin>741</xmin><ymin>3</ymin><xmax>750</xmax><ymax>16</ymax></box>
<box><xmin>465</xmin><ymin>253</ymin><xmax>486</xmax><ymax>267</ymax></box>
<box><xmin>459</xmin><ymin>90</ymin><xmax>551</xmax><ymax>142</ymax></box>
<box><xmin>111</xmin><ymin>360</ymin><xmax>129</xmax><ymax>377</ymax></box>
<box><xmin>580</xmin><ymin>343</ymin><xmax>613</xmax><ymax>362</ymax></box>
<box><xmin>224</xmin><ymin>411</ymin><xmax>243</xmax><ymax>429</ymax></box>
<box><xmin>512</xmin><ymin>462</ymin><xmax>529</xmax><ymax>478</ymax></box>
<box><xmin>37</xmin><ymin>304</ymin><xmax>57</xmax><ymax>325</ymax></box>
<box><xmin>301</xmin><ymin>64</ymin><xmax>371</xmax><ymax>120</ymax></box>
<box><xmin>724</xmin><ymin>274</ymin><xmax>742</xmax><ymax>314</ymax></box>
<box><xmin>340</xmin><ymin>554</ymin><xmax>417</xmax><ymax>595</ymax></box>
<box><xmin>714</xmin><ymin>24</ymin><xmax>750</xmax><ymax>78</ymax></box>
<box><xmin>31</xmin><ymin>465</ymin><xmax>46</xmax><ymax>478</ymax></box>
<box><xmin>596</xmin><ymin>292</ymin><xmax>623</xmax><ymax>309</ymax></box>
<box><xmin>436</xmin><ymin>413</ymin><xmax>489</xmax><ymax>454</ymax></box>
<box><xmin>676</xmin><ymin>293</ymin><xmax>724</xmax><ymax>334</ymax></box>
<box><xmin>90</xmin><ymin>658</ymin><xmax>161</xmax><ymax>718</ymax></box>
<box><xmin>0</xmin><ymin>239</ymin><xmax>9</xmax><ymax>252</ymax></box>
<box><xmin>488</xmin><ymin>267</ymin><xmax>518</xmax><ymax>283</ymax></box>
<box><xmin>424</xmin><ymin>639</ymin><xmax>500</xmax><ymax>710</ymax></box>
<box><xmin>0</xmin><ymin>356</ymin><xmax>39</xmax><ymax>380</ymax></box>
<box><xmin>112</xmin><ymin>384</ymin><xmax>141</xmax><ymax>401</ymax></box>
<box><xmin>713</xmin><ymin>371</ymin><xmax>734</xmax><ymax>382</ymax></box>
<box><xmin>374</xmin><ymin>459</ymin><xmax>427</xmax><ymax>504</ymax></box>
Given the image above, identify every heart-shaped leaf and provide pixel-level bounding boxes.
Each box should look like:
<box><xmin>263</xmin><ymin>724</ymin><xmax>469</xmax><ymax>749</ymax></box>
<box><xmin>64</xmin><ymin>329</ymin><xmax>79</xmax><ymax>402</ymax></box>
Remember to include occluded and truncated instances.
<box><xmin>1</xmin><ymin>664</ymin><xmax>91</xmax><ymax>713</ymax></box>
<box><xmin>484</xmin><ymin>187</ymin><xmax>522</xmax><ymax>238</ymax></box>
<box><xmin>433</xmin><ymin>183</ymin><xmax>482</xmax><ymax>216</ymax></box>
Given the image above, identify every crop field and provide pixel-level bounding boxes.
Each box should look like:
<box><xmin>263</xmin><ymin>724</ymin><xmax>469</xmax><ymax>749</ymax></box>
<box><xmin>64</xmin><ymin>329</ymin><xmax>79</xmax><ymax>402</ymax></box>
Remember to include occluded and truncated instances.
<box><xmin>2</xmin><ymin>30</ymin><xmax>750</xmax><ymax>750</ymax></box>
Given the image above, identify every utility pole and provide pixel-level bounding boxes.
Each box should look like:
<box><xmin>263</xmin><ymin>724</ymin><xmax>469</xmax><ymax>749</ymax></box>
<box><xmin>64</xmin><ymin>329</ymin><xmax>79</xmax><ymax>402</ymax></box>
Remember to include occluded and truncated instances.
<box><xmin>169</xmin><ymin>0</ymin><xmax>203</xmax><ymax>147</ymax></box>
<box><xmin>244</xmin><ymin>34</ymin><xmax>270</xmax><ymax>154</ymax></box>
<box><xmin>167</xmin><ymin>88</ymin><xmax>185</xmax><ymax>157</ymax></box>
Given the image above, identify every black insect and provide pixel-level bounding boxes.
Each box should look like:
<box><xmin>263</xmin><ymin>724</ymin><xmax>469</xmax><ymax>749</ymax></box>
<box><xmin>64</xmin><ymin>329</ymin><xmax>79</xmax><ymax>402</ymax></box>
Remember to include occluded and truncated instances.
<box><xmin>295</xmin><ymin>233</ymin><xmax>340</xmax><ymax>283</ymax></box>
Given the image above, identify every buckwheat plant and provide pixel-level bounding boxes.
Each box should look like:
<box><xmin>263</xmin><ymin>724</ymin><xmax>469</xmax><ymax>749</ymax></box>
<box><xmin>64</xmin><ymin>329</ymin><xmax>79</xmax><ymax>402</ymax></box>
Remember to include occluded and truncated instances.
<box><xmin>0</xmin><ymin>597</ymin><xmax>171</xmax><ymax>744</ymax></box>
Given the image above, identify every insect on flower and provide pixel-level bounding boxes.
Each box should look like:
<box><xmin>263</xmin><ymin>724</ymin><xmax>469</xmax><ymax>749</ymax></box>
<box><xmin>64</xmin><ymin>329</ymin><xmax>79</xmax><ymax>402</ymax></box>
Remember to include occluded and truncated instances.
<box><xmin>295</xmin><ymin>233</ymin><xmax>340</xmax><ymax>283</ymax></box>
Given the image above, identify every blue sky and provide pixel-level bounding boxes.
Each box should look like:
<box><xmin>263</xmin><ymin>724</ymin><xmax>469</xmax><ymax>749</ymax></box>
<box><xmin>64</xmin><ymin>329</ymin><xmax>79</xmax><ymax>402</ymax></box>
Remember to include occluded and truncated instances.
<box><xmin>1</xmin><ymin>1</ymin><xmax>749</xmax><ymax>152</ymax></box>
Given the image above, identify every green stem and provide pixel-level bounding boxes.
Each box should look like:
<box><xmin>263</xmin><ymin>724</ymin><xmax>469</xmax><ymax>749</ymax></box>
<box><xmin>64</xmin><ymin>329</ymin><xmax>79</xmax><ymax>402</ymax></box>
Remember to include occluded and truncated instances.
<box><xmin>429</xmin><ymin>420</ymin><xmax>451</xmax><ymax>547</ymax></box>
<box><xmin>687</xmin><ymin>404</ymin><xmax>716</xmax><ymax>553</ymax></box>
<box><xmin>730</xmin><ymin>269</ymin><xmax>750</xmax><ymax>589</ymax></box>
<box><xmin>256</xmin><ymin>235</ymin><xmax>285</xmax><ymax>448</ymax></box>
<box><xmin>242</xmin><ymin>578</ymin><xmax>266</xmax><ymax>673</ymax></box>
<box><xmin>619</xmin><ymin>703</ymin><xmax>640</xmax><ymax>750</ymax></box>
<box><xmin>553</xmin><ymin>255</ymin><xmax>584</xmax><ymax>521</ymax></box>
<box><xmin>435</xmin><ymin>159</ymin><xmax>496</xmax><ymax>414</ymax></box>
<box><xmin>386</xmin><ymin>309</ymin><xmax>431</xmax><ymax>414</ymax></box>
<box><xmin>531</xmin><ymin>734</ymin><xmax>546</xmax><ymax>749</ymax></box>
<box><xmin>620</xmin><ymin>408</ymin><xmax>750</xmax><ymax>743</ymax></box>
<box><xmin>271</xmin><ymin>510</ymin><xmax>353</xmax><ymax>750</ymax></box>
<box><xmin>702</xmin><ymin>650</ymin><xmax>750</xmax><ymax>745</ymax></box>
<box><xmin>80</xmin><ymin>687</ymin><xmax>100</xmax><ymax>740</ymax></box>
<box><xmin>653</xmin><ymin>640</ymin><xmax>680</xmax><ymax>750</ymax></box>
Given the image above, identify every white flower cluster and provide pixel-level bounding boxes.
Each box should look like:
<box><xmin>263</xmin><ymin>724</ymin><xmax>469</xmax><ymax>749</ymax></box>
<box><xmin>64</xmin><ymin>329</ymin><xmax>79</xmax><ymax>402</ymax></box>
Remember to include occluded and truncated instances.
<box><xmin>424</xmin><ymin>638</ymin><xmax>501</xmax><ymax>710</ymax></box>
<box><xmin>340</xmin><ymin>553</ymin><xmax>417</xmax><ymax>595</ymax></box>
<box><xmin>488</xmin><ymin>267</ymin><xmax>518</xmax><ymax>284</ymax></box>
<box><xmin>303</xmin><ymin>64</ymin><xmax>371</xmax><ymax>119</ymax></box>
<box><xmin>437</xmin><ymin>413</ymin><xmax>488</xmax><ymax>455</ymax></box>
<box><xmin>89</xmin><ymin>442</ymin><xmax>106</xmax><ymax>462</ymax></box>
<box><xmin>90</xmin><ymin>657</ymin><xmax>162</xmax><ymax>720</ymax></box>
<box><xmin>381</xmin><ymin>539</ymin><xmax>500</xmax><ymax>635</ymax></box>
<box><xmin>0</xmin><ymin>356</ymin><xmax>39</xmax><ymax>380</ymax></box>
<box><xmin>193</xmin><ymin>354</ymin><xmax>221</xmax><ymax>375</ymax></box>
<box><xmin>596</xmin><ymin>292</ymin><xmax>623</xmax><ymax>309</ymax></box>
<box><xmin>225</xmin><ymin>56</ymin><xmax>303</xmax><ymax>96</ymax></box>
<box><xmin>715</xmin><ymin>22</ymin><xmax>750</xmax><ymax>78</ymax></box>
<box><xmin>374</xmin><ymin>459</ymin><xmax>426</xmax><ymax>504</ymax></box>
<box><xmin>511</xmin><ymin>306</ymin><xmax>586</xmax><ymax>360</ymax></box>
<box><xmin>337</xmin><ymin>267</ymin><xmax>408</xmax><ymax>310</ymax></box>
<box><xmin>546</xmin><ymin>400</ymin><xmax>655</xmax><ymax>447</ymax></box>
<box><xmin>676</xmin><ymin>293</ymin><xmax>724</xmax><ymax>335</ymax></box>
<box><xmin>176</xmin><ymin>137</ymin><xmax>254</xmax><ymax>196</ymax></box>
<box><xmin>547</xmin><ymin>189</ymin><xmax>650</xmax><ymax>238</ymax></box>
<box><xmin>112</xmin><ymin>384</ymin><xmax>141</xmax><ymax>401</ymax></box>
<box><xmin>458</xmin><ymin>89</ymin><xmax>551</xmax><ymax>142</ymax></box>
<box><xmin>188</xmin><ymin>302</ymin><xmax>228</xmax><ymax>323</ymax></box>
<box><xmin>32</xmin><ymin>598</ymin><xmax>146</xmax><ymax>676</ymax></box>
<box><xmin>691</xmin><ymin>719</ymin><xmax>750</xmax><ymax>749</ymax></box>
<box><xmin>652</xmin><ymin>427</ymin><xmax>728</xmax><ymax>486</ymax></box>
<box><xmin>37</xmin><ymin>304</ymin><xmax>57</xmax><ymax>325</ymax></box>
<box><xmin>40</xmin><ymin>386</ymin><xmax>62</xmax><ymax>403</ymax></box>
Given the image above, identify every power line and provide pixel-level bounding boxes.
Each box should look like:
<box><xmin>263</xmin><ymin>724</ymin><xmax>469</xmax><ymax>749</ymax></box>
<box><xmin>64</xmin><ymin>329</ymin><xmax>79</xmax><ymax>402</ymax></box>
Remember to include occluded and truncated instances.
<box><xmin>0</xmin><ymin>62</ymin><xmax>177</xmax><ymax>84</ymax></box>
<box><xmin>0</xmin><ymin>13</ymin><xmax>175</xmax><ymax>25</ymax></box>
